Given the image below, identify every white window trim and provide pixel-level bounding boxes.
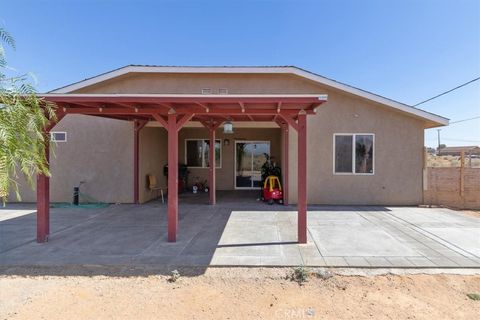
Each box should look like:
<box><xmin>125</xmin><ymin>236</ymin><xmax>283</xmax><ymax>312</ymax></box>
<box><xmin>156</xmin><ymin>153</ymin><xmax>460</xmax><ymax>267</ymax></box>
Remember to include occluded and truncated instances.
<box><xmin>333</xmin><ymin>133</ymin><xmax>375</xmax><ymax>175</ymax></box>
<box><xmin>50</xmin><ymin>131</ymin><xmax>67</xmax><ymax>142</ymax></box>
<box><xmin>185</xmin><ymin>138</ymin><xmax>222</xmax><ymax>169</ymax></box>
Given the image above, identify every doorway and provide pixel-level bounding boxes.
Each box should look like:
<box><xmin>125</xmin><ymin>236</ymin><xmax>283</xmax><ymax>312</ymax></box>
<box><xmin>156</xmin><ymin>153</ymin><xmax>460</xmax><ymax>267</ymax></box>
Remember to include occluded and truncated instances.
<box><xmin>234</xmin><ymin>141</ymin><xmax>270</xmax><ymax>189</ymax></box>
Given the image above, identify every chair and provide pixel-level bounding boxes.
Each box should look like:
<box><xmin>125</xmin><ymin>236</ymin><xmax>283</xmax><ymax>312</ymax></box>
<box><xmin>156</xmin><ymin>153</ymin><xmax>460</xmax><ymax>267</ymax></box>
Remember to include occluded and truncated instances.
<box><xmin>148</xmin><ymin>174</ymin><xmax>165</xmax><ymax>203</ymax></box>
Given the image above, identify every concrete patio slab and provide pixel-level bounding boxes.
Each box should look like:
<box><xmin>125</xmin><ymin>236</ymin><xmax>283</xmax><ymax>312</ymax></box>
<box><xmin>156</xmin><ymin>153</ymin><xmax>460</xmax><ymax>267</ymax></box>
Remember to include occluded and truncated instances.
<box><xmin>421</xmin><ymin>228</ymin><xmax>480</xmax><ymax>256</ymax></box>
<box><xmin>0</xmin><ymin>192</ymin><xmax>479</xmax><ymax>269</ymax></box>
<box><xmin>308</xmin><ymin>224</ymin><xmax>419</xmax><ymax>257</ymax></box>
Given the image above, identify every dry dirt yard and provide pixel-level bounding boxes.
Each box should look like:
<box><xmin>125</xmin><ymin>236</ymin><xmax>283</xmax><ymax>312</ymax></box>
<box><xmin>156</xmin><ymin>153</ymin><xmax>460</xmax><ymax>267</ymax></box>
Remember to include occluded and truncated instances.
<box><xmin>0</xmin><ymin>267</ymin><xmax>478</xmax><ymax>320</ymax></box>
<box><xmin>427</xmin><ymin>154</ymin><xmax>480</xmax><ymax>168</ymax></box>
<box><xmin>462</xmin><ymin>210</ymin><xmax>480</xmax><ymax>218</ymax></box>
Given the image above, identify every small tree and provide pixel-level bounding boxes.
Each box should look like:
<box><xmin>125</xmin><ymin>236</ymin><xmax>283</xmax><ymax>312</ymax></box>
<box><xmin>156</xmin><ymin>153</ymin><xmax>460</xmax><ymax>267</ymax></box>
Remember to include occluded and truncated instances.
<box><xmin>0</xmin><ymin>27</ymin><xmax>56</xmax><ymax>203</ymax></box>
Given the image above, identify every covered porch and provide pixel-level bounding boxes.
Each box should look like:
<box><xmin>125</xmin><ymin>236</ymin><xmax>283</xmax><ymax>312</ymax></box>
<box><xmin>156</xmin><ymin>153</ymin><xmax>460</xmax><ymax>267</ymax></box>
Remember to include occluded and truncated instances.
<box><xmin>37</xmin><ymin>94</ymin><xmax>327</xmax><ymax>243</ymax></box>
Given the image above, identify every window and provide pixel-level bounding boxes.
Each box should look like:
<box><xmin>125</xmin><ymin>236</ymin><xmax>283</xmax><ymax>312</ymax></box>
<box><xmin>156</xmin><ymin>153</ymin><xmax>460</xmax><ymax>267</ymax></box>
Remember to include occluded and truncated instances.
<box><xmin>185</xmin><ymin>139</ymin><xmax>221</xmax><ymax>168</ymax></box>
<box><xmin>334</xmin><ymin>135</ymin><xmax>353</xmax><ymax>173</ymax></box>
<box><xmin>50</xmin><ymin>132</ymin><xmax>67</xmax><ymax>142</ymax></box>
<box><xmin>334</xmin><ymin>134</ymin><xmax>374</xmax><ymax>174</ymax></box>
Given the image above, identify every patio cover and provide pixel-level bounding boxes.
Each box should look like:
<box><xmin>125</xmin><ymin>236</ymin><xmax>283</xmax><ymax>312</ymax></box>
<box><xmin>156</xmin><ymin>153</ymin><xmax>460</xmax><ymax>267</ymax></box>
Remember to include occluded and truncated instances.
<box><xmin>38</xmin><ymin>94</ymin><xmax>328</xmax><ymax>243</ymax></box>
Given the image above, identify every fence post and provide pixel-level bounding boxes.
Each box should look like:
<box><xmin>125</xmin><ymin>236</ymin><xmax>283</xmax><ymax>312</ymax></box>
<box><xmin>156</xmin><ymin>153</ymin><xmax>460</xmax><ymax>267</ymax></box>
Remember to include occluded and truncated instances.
<box><xmin>422</xmin><ymin>147</ymin><xmax>428</xmax><ymax>205</ymax></box>
<box><xmin>460</xmin><ymin>151</ymin><xmax>465</xmax><ymax>199</ymax></box>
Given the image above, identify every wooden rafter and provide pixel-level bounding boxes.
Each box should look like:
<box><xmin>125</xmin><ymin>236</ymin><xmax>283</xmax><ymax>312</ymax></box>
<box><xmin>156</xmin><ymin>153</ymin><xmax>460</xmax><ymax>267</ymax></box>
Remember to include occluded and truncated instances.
<box><xmin>278</xmin><ymin>113</ymin><xmax>299</xmax><ymax>132</ymax></box>
<box><xmin>152</xmin><ymin>113</ymin><xmax>168</xmax><ymax>128</ymax></box>
<box><xmin>175</xmin><ymin>113</ymin><xmax>194</xmax><ymax>132</ymax></box>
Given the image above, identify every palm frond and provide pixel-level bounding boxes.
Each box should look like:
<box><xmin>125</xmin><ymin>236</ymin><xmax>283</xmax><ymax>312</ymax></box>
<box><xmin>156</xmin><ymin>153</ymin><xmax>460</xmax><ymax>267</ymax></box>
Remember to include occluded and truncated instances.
<box><xmin>0</xmin><ymin>28</ymin><xmax>16</xmax><ymax>50</ymax></box>
<box><xmin>0</xmin><ymin>26</ymin><xmax>57</xmax><ymax>202</ymax></box>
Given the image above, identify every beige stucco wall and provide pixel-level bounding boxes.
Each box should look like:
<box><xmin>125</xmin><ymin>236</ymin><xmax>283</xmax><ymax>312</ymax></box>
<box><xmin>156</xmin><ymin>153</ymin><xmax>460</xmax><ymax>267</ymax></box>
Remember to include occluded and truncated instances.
<box><xmin>288</xmin><ymin>90</ymin><xmax>424</xmax><ymax>205</ymax></box>
<box><xmin>72</xmin><ymin>73</ymin><xmax>323</xmax><ymax>94</ymax></box>
<box><xmin>12</xmin><ymin>72</ymin><xmax>428</xmax><ymax>205</ymax></box>
<box><xmin>11</xmin><ymin>114</ymin><xmax>134</xmax><ymax>203</ymax></box>
<box><xmin>138</xmin><ymin>127</ymin><xmax>167</xmax><ymax>203</ymax></box>
<box><xmin>178</xmin><ymin>128</ymin><xmax>281</xmax><ymax>190</ymax></box>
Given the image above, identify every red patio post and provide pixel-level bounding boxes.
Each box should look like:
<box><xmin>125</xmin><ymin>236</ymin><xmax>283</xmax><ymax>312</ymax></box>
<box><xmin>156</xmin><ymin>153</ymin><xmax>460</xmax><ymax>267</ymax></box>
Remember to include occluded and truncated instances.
<box><xmin>153</xmin><ymin>112</ymin><xmax>193</xmax><ymax>242</ymax></box>
<box><xmin>37</xmin><ymin>111</ymin><xmax>65</xmax><ymax>243</ymax></box>
<box><xmin>133</xmin><ymin>120</ymin><xmax>147</xmax><ymax>204</ymax></box>
<box><xmin>167</xmin><ymin>113</ymin><xmax>179</xmax><ymax>242</ymax></box>
<box><xmin>297</xmin><ymin>111</ymin><xmax>307</xmax><ymax>243</ymax></box>
<box><xmin>37</xmin><ymin>142</ymin><xmax>50</xmax><ymax>243</ymax></box>
<box><xmin>281</xmin><ymin>122</ymin><xmax>289</xmax><ymax>206</ymax></box>
<box><xmin>200</xmin><ymin>120</ymin><xmax>221</xmax><ymax>205</ymax></box>
<box><xmin>208</xmin><ymin>127</ymin><xmax>216</xmax><ymax>205</ymax></box>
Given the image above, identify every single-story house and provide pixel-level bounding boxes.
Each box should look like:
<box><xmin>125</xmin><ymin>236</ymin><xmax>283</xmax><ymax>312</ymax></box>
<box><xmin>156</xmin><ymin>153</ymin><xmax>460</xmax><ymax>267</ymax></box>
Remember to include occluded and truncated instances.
<box><xmin>12</xmin><ymin>65</ymin><xmax>448</xmax><ymax>243</ymax></box>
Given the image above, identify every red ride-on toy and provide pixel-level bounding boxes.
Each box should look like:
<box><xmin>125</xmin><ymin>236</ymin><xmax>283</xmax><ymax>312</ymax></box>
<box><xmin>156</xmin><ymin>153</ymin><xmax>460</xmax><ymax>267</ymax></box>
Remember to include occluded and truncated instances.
<box><xmin>263</xmin><ymin>175</ymin><xmax>283</xmax><ymax>205</ymax></box>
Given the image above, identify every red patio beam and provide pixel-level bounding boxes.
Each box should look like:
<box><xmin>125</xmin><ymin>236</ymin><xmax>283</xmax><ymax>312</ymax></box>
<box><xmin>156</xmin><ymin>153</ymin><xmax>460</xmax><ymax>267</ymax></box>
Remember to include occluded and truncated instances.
<box><xmin>195</xmin><ymin>102</ymin><xmax>209</xmax><ymax>112</ymax></box>
<box><xmin>152</xmin><ymin>113</ymin><xmax>168</xmax><ymax>127</ymax></box>
<box><xmin>42</xmin><ymin>95</ymin><xmax>325</xmax><ymax>105</ymax></box>
<box><xmin>155</xmin><ymin>102</ymin><xmax>174</xmax><ymax>110</ymax></box>
<box><xmin>59</xmin><ymin>107</ymin><xmax>315</xmax><ymax>116</ymax></box>
<box><xmin>114</xmin><ymin>102</ymin><xmax>140</xmax><ymax>109</ymax></box>
<box><xmin>278</xmin><ymin>113</ymin><xmax>299</xmax><ymax>131</ymax></box>
<box><xmin>175</xmin><ymin>113</ymin><xmax>194</xmax><ymax>131</ymax></box>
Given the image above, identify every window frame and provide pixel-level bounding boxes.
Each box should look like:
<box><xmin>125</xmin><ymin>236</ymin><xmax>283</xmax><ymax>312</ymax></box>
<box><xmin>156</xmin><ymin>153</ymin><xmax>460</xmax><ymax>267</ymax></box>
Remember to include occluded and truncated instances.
<box><xmin>184</xmin><ymin>138</ymin><xmax>222</xmax><ymax>169</ymax></box>
<box><xmin>50</xmin><ymin>131</ymin><xmax>67</xmax><ymax>142</ymax></box>
<box><xmin>333</xmin><ymin>133</ymin><xmax>375</xmax><ymax>175</ymax></box>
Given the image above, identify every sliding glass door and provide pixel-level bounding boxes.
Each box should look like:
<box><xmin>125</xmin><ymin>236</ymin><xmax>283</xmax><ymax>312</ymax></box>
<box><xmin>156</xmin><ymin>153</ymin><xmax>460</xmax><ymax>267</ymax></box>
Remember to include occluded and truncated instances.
<box><xmin>235</xmin><ymin>141</ymin><xmax>270</xmax><ymax>189</ymax></box>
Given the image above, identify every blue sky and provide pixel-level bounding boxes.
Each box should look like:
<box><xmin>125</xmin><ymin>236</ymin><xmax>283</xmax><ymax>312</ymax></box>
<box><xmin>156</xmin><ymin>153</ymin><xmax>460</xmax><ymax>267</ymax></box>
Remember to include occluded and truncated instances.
<box><xmin>2</xmin><ymin>0</ymin><xmax>479</xmax><ymax>147</ymax></box>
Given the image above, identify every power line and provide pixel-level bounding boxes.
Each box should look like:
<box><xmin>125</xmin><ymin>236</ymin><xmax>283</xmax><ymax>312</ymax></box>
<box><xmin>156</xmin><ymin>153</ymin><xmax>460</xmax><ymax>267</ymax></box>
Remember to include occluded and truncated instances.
<box><xmin>413</xmin><ymin>77</ymin><xmax>480</xmax><ymax>107</ymax></box>
<box><xmin>449</xmin><ymin>115</ymin><xmax>480</xmax><ymax>124</ymax></box>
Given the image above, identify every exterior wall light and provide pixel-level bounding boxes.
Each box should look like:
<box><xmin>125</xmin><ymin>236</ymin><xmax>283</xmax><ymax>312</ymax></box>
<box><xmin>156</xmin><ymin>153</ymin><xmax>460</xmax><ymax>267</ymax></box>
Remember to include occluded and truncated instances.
<box><xmin>223</xmin><ymin>121</ymin><xmax>234</xmax><ymax>134</ymax></box>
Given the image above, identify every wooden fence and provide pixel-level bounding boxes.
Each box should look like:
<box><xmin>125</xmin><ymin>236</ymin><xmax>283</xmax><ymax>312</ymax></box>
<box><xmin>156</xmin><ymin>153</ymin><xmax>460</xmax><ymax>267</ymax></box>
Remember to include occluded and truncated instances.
<box><xmin>423</xmin><ymin>151</ymin><xmax>480</xmax><ymax>209</ymax></box>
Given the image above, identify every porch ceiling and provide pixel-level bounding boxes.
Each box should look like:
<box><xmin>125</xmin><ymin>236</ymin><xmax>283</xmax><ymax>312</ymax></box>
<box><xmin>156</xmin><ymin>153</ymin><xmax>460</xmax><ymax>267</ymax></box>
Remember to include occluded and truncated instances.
<box><xmin>40</xmin><ymin>93</ymin><xmax>328</xmax><ymax>122</ymax></box>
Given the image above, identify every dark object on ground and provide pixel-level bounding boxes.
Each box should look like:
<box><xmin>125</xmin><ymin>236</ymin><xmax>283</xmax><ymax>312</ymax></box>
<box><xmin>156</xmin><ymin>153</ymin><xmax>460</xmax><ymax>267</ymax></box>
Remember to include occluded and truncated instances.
<box><xmin>467</xmin><ymin>293</ymin><xmax>480</xmax><ymax>300</ymax></box>
<box><xmin>164</xmin><ymin>163</ymin><xmax>189</xmax><ymax>193</ymax></box>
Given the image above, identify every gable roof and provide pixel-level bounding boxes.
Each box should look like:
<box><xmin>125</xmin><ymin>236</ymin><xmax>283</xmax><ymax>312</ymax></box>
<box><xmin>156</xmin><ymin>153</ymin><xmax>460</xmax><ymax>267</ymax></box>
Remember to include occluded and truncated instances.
<box><xmin>49</xmin><ymin>65</ymin><xmax>449</xmax><ymax>127</ymax></box>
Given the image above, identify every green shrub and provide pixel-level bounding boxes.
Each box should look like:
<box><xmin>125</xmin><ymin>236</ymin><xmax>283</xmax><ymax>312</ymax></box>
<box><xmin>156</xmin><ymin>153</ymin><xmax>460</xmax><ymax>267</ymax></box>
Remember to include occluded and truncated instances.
<box><xmin>467</xmin><ymin>293</ymin><xmax>480</xmax><ymax>301</ymax></box>
<box><xmin>291</xmin><ymin>266</ymin><xmax>310</xmax><ymax>285</ymax></box>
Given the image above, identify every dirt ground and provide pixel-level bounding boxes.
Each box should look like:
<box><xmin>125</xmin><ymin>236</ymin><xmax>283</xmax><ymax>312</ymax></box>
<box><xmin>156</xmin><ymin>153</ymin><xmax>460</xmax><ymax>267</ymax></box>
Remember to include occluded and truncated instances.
<box><xmin>461</xmin><ymin>210</ymin><xmax>480</xmax><ymax>218</ymax></box>
<box><xmin>427</xmin><ymin>154</ymin><xmax>480</xmax><ymax>168</ymax></box>
<box><xmin>0</xmin><ymin>267</ymin><xmax>479</xmax><ymax>320</ymax></box>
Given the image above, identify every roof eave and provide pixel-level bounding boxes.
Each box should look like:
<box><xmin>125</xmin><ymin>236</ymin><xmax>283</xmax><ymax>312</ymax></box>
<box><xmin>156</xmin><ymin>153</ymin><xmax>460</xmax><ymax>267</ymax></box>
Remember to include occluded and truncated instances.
<box><xmin>48</xmin><ymin>65</ymin><xmax>449</xmax><ymax>127</ymax></box>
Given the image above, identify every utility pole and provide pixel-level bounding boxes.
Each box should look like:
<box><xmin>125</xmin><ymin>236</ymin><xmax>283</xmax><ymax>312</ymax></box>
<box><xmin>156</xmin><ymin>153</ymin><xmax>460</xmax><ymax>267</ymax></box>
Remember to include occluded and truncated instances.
<box><xmin>437</xmin><ymin>129</ymin><xmax>442</xmax><ymax>153</ymax></box>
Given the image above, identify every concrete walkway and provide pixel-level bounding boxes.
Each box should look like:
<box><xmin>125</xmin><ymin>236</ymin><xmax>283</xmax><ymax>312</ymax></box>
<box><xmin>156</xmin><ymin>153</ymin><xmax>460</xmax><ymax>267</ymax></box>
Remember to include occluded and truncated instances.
<box><xmin>1</xmin><ymin>192</ymin><xmax>479</xmax><ymax>268</ymax></box>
